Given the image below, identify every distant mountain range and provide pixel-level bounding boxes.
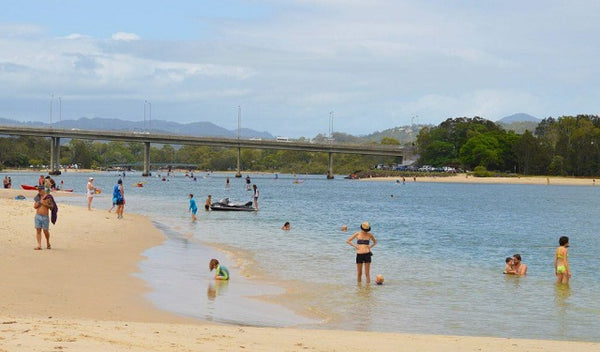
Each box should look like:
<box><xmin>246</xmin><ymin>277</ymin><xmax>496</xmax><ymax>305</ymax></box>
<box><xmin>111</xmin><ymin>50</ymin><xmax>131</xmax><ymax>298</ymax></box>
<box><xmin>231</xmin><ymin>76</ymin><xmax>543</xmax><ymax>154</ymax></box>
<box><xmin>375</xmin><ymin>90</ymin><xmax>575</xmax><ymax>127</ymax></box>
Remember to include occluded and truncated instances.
<box><xmin>0</xmin><ymin>112</ymin><xmax>542</xmax><ymax>143</ymax></box>
<box><xmin>0</xmin><ymin>117</ymin><xmax>274</xmax><ymax>140</ymax></box>
<box><xmin>495</xmin><ymin>113</ymin><xmax>541</xmax><ymax>134</ymax></box>
<box><xmin>496</xmin><ymin>113</ymin><xmax>540</xmax><ymax>123</ymax></box>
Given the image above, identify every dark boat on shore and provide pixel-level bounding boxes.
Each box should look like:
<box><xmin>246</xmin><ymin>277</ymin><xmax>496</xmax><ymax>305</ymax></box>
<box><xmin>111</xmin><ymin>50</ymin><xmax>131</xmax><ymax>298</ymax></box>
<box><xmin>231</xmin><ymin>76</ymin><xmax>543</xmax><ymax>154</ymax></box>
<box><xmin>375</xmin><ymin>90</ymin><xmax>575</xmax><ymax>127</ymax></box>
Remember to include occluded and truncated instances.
<box><xmin>210</xmin><ymin>198</ymin><xmax>255</xmax><ymax>211</ymax></box>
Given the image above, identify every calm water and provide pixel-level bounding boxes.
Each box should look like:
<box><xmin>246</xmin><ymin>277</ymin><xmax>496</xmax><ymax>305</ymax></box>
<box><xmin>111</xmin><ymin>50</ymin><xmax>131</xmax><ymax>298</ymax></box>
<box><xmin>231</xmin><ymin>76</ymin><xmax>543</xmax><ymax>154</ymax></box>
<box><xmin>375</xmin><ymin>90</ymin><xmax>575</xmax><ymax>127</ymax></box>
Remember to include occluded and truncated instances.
<box><xmin>5</xmin><ymin>171</ymin><xmax>600</xmax><ymax>341</ymax></box>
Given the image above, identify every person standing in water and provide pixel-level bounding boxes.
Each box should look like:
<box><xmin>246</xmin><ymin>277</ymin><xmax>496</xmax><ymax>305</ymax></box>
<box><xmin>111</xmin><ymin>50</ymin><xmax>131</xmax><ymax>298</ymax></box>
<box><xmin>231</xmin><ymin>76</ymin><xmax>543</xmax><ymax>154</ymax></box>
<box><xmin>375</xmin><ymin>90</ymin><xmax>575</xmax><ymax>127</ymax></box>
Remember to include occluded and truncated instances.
<box><xmin>555</xmin><ymin>236</ymin><xmax>571</xmax><ymax>284</ymax></box>
<box><xmin>346</xmin><ymin>222</ymin><xmax>377</xmax><ymax>283</ymax></box>
<box><xmin>188</xmin><ymin>194</ymin><xmax>198</xmax><ymax>221</ymax></box>
<box><xmin>204</xmin><ymin>195</ymin><xmax>212</xmax><ymax>211</ymax></box>
<box><xmin>252</xmin><ymin>184</ymin><xmax>260</xmax><ymax>210</ymax></box>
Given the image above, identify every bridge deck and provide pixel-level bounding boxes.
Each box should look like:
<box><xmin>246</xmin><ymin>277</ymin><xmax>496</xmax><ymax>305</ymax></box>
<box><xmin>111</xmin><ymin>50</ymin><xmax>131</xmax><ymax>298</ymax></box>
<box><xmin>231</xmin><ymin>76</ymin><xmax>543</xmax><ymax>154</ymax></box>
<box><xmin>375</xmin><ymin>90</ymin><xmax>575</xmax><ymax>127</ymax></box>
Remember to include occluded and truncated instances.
<box><xmin>0</xmin><ymin>126</ymin><xmax>403</xmax><ymax>157</ymax></box>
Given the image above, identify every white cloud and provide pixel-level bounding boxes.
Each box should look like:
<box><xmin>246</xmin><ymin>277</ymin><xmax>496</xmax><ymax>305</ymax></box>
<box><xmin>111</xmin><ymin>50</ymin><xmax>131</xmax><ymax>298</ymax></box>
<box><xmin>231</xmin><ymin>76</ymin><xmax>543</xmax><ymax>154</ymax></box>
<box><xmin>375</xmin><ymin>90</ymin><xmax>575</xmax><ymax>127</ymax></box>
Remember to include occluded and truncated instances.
<box><xmin>111</xmin><ymin>32</ymin><xmax>141</xmax><ymax>41</ymax></box>
<box><xmin>0</xmin><ymin>24</ymin><xmax>45</xmax><ymax>38</ymax></box>
<box><xmin>1</xmin><ymin>1</ymin><xmax>600</xmax><ymax>136</ymax></box>
<box><xmin>63</xmin><ymin>33</ymin><xmax>91</xmax><ymax>40</ymax></box>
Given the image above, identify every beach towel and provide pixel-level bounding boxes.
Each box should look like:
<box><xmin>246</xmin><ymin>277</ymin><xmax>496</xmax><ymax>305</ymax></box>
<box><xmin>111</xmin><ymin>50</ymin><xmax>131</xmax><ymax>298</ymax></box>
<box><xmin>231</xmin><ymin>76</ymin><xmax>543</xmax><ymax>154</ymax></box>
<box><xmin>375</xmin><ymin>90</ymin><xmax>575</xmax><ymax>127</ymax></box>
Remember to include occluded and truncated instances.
<box><xmin>44</xmin><ymin>194</ymin><xmax>58</xmax><ymax>224</ymax></box>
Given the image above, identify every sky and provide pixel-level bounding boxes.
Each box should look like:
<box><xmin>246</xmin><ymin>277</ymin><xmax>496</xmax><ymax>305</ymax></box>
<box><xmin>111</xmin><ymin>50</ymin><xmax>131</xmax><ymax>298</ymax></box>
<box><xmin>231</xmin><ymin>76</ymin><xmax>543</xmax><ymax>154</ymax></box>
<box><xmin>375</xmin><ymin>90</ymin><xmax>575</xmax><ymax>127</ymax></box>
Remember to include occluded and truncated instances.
<box><xmin>1</xmin><ymin>1</ymin><xmax>599</xmax><ymax>138</ymax></box>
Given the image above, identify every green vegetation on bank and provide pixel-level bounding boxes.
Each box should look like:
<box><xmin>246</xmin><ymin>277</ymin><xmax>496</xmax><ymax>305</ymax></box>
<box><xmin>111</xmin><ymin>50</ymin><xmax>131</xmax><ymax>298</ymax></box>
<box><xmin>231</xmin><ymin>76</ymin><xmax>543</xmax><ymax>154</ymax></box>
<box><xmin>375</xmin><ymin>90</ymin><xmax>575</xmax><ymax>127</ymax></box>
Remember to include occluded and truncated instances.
<box><xmin>417</xmin><ymin>115</ymin><xmax>600</xmax><ymax>177</ymax></box>
<box><xmin>0</xmin><ymin>136</ymin><xmax>398</xmax><ymax>175</ymax></box>
<box><xmin>2</xmin><ymin>114</ymin><xmax>599</xmax><ymax>177</ymax></box>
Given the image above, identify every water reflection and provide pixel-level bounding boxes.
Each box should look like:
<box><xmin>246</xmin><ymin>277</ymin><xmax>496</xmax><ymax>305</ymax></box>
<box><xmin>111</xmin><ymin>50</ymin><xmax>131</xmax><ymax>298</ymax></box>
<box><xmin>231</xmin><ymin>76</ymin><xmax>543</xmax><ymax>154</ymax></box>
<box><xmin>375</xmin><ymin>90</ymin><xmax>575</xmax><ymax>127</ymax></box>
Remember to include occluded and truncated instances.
<box><xmin>207</xmin><ymin>280</ymin><xmax>229</xmax><ymax>301</ymax></box>
<box><xmin>503</xmin><ymin>274</ymin><xmax>523</xmax><ymax>289</ymax></box>
<box><xmin>353</xmin><ymin>283</ymin><xmax>374</xmax><ymax>330</ymax></box>
<box><xmin>554</xmin><ymin>284</ymin><xmax>571</xmax><ymax>307</ymax></box>
<box><xmin>554</xmin><ymin>284</ymin><xmax>571</xmax><ymax>337</ymax></box>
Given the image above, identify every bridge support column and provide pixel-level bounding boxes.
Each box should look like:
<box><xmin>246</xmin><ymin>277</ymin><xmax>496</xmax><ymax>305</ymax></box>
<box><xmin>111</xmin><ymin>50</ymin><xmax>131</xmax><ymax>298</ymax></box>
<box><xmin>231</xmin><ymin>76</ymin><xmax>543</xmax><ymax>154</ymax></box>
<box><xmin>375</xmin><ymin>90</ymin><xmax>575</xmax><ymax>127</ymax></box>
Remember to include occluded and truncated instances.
<box><xmin>142</xmin><ymin>142</ymin><xmax>151</xmax><ymax>176</ymax></box>
<box><xmin>235</xmin><ymin>147</ymin><xmax>242</xmax><ymax>177</ymax></box>
<box><xmin>49</xmin><ymin>137</ymin><xmax>61</xmax><ymax>175</ymax></box>
<box><xmin>326</xmin><ymin>152</ymin><xmax>334</xmax><ymax>179</ymax></box>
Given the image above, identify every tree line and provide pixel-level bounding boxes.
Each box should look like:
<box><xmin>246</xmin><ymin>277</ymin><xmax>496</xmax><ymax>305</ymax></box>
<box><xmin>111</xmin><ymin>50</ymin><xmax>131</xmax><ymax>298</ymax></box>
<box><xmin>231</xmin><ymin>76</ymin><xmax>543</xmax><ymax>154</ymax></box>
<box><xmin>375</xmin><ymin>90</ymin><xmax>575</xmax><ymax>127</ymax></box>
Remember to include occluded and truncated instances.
<box><xmin>416</xmin><ymin>115</ymin><xmax>600</xmax><ymax>176</ymax></box>
<box><xmin>0</xmin><ymin>136</ymin><xmax>397</xmax><ymax>175</ymax></box>
<box><xmin>3</xmin><ymin>114</ymin><xmax>598</xmax><ymax>177</ymax></box>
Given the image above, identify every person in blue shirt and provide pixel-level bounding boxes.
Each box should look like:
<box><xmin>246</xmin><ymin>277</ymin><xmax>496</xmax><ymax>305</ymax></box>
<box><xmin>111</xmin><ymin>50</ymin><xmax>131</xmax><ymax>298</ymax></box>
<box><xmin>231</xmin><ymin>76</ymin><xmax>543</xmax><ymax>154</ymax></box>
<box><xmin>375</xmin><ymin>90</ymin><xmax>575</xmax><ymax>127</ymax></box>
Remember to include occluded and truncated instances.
<box><xmin>209</xmin><ymin>258</ymin><xmax>229</xmax><ymax>280</ymax></box>
<box><xmin>113</xmin><ymin>179</ymin><xmax>125</xmax><ymax>219</ymax></box>
<box><xmin>188</xmin><ymin>193</ymin><xmax>198</xmax><ymax>221</ymax></box>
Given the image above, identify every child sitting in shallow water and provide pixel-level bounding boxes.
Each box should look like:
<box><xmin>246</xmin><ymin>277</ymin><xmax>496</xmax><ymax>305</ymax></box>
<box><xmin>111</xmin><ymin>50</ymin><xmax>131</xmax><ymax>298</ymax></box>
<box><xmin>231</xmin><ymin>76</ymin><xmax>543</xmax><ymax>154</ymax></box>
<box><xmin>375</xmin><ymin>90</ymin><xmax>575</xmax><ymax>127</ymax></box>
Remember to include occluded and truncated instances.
<box><xmin>209</xmin><ymin>258</ymin><xmax>229</xmax><ymax>280</ymax></box>
<box><xmin>503</xmin><ymin>257</ymin><xmax>516</xmax><ymax>274</ymax></box>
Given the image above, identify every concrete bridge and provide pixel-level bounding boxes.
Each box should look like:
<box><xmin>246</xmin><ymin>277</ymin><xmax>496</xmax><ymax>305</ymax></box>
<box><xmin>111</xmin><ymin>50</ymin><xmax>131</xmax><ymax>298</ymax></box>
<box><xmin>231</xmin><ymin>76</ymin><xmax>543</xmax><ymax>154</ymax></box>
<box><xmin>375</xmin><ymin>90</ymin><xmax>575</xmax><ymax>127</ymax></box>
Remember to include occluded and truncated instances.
<box><xmin>0</xmin><ymin>125</ymin><xmax>403</xmax><ymax>178</ymax></box>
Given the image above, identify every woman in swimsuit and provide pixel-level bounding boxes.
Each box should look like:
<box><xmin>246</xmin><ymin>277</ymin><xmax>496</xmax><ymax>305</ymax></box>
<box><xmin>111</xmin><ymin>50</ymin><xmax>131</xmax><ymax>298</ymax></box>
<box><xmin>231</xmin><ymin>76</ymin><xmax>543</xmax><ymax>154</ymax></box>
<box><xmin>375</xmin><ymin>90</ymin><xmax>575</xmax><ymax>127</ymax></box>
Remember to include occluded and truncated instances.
<box><xmin>554</xmin><ymin>236</ymin><xmax>571</xmax><ymax>284</ymax></box>
<box><xmin>346</xmin><ymin>222</ymin><xmax>377</xmax><ymax>283</ymax></box>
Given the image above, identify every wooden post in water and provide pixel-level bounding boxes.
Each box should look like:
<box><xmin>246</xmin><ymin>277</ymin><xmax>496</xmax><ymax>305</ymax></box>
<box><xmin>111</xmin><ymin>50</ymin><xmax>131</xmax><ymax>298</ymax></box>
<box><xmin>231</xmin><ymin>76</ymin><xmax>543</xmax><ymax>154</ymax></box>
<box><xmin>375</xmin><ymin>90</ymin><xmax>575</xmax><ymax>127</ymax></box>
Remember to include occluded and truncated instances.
<box><xmin>49</xmin><ymin>137</ymin><xmax>61</xmax><ymax>175</ymax></box>
<box><xmin>327</xmin><ymin>152</ymin><xmax>334</xmax><ymax>179</ymax></box>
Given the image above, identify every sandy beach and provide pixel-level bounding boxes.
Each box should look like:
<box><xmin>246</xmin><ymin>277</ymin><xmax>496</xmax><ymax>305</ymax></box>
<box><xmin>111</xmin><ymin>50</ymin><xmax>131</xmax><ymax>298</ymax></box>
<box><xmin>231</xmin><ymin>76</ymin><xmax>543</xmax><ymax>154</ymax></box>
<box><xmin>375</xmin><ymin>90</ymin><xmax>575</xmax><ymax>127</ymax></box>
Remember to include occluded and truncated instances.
<box><xmin>369</xmin><ymin>173</ymin><xmax>599</xmax><ymax>186</ymax></box>
<box><xmin>1</xmin><ymin>187</ymin><xmax>599</xmax><ymax>351</ymax></box>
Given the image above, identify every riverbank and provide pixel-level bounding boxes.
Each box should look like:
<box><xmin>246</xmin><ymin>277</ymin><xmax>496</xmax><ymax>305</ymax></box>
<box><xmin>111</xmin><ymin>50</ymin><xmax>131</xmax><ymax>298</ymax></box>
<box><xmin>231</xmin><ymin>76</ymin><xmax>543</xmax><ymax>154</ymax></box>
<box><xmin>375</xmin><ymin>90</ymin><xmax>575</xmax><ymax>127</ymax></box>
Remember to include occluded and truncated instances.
<box><xmin>1</xmin><ymin>188</ymin><xmax>599</xmax><ymax>351</ymax></box>
<box><xmin>369</xmin><ymin>173</ymin><xmax>598</xmax><ymax>186</ymax></box>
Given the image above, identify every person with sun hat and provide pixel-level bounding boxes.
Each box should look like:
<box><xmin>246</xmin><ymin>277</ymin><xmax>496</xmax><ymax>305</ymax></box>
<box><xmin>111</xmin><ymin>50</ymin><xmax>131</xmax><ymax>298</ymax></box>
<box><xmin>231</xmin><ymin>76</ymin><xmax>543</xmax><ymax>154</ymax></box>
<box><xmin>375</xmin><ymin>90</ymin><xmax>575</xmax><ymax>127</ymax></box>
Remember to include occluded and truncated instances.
<box><xmin>346</xmin><ymin>221</ymin><xmax>377</xmax><ymax>283</ymax></box>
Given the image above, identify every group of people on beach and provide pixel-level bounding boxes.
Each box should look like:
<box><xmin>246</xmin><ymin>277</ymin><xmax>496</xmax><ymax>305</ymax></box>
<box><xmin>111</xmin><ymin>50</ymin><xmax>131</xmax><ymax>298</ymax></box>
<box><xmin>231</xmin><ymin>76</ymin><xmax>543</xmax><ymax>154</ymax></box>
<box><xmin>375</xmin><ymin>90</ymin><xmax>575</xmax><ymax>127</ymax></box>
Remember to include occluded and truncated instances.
<box><xmin>502</xmin><ymin>236</ymin><xmax>571</xmax><ymax>284</ymax></box>
<box><xmin>33</xmin><ymin>176</ymin><xmax>126</xmax><ymax>250</ymax></box>
<box><xmin>85</xmin><ymin>177</ymin><xmax>124</xmax><ymax>219</ymax></box>
<box><xmin>28</xmin><ymin>173</ymin><xmax>572</xmax><ymax>290</ymax></box>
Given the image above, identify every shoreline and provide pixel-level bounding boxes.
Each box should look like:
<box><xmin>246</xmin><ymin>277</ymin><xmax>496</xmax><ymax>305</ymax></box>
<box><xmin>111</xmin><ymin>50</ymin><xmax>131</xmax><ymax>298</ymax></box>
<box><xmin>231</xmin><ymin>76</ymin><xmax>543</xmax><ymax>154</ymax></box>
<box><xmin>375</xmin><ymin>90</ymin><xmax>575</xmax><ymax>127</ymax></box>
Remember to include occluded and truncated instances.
<box><xmin>5</xmin><ymin>168</ymin><xmax>598</xmax><ymax>186</ymax></box>
<box><xmin>1</xmin><ymin>187</ymin><xmax>599</xmax><ymax>351</ymax></box>
<box><xmin>367</xmin><ymin>173</ymin><xmax>598</xmax><ymax>186</ymax></box>
<box><xmin>0</xmin><ymin>188</ymin><xmax>189</xmax><ymax>324</ymax></box>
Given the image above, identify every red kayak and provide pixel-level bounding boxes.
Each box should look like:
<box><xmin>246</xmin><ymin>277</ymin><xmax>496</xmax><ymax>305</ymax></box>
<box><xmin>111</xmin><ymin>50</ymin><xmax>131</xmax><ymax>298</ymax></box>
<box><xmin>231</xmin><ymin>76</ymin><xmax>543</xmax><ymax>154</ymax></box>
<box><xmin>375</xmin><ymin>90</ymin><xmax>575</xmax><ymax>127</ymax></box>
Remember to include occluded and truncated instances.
<box><xmin>21</xmin><ymin>184</ymin><xmax>73</xmax><ymax>192</ymax></box>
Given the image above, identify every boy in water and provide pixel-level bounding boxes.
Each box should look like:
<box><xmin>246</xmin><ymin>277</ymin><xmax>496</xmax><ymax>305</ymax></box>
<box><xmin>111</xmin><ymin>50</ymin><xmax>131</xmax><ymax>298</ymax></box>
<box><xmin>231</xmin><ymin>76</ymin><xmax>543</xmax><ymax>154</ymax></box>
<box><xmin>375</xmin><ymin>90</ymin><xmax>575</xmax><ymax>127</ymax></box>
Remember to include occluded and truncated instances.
<box><xmin>188</xmin><ymin>194</ymin><xmax>198</xmax><ymax>221</ymax></box>
<box><xmin>205</xmin><ymin>195</ymin><xmax>212</xmax><ymax>211</ymax></box>
<box><xmin>503</xmin><ymin>257</ymin><xmax>516</xmax><ymax>274</ymax></box>
<box><xmin>209</xmin><ymin>259</ymin><xmax>229</xmax><ymax>280</ymax></box>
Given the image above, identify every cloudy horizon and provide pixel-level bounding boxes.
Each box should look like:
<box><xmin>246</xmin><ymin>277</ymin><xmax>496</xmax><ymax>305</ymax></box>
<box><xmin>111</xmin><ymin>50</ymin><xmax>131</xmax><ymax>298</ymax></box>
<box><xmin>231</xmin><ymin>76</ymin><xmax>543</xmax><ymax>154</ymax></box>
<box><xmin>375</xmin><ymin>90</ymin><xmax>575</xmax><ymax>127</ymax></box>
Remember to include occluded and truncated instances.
<box><xmin>1</xmin><ymin>1</ymin><xmax>599</xmax><ymax>137</ymax></box>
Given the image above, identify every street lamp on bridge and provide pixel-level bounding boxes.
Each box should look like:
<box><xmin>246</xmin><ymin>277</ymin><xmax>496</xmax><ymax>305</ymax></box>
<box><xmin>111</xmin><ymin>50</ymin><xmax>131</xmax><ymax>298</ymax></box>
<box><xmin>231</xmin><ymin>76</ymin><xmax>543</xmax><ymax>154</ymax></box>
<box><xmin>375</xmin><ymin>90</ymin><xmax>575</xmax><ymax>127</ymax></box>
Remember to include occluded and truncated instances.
<box><xmin>49</xmin><ymin>94</ymin><xmax>54</xmax><ymax>126</ymax></box>
<box><xmin>144</xmin><ymin>100</ymin><xmax>152</xmax><ymax>131</ymax></box>
<box><xmin>329</xmin><ymin>110</ymin><xmax>335</xmax><ymax>143</ymax></box>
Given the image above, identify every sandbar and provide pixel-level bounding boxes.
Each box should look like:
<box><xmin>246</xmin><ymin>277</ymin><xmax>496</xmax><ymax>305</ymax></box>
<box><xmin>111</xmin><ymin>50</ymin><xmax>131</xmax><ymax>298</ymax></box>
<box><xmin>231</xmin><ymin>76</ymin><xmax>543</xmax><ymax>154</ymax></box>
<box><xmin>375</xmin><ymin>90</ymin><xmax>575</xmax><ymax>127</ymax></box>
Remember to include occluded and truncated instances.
<box><xmin>368</xmin><ymin>173</ymin><xmax>598</xmax><ymax>186</ymax></box>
